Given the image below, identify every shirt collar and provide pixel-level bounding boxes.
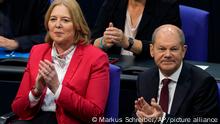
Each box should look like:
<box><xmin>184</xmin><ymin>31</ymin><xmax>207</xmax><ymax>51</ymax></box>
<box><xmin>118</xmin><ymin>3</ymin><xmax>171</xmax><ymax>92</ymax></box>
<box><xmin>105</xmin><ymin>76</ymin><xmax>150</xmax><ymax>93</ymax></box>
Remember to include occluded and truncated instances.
<box><xmin>159</xmin><ymin>62</ymin><xmax>183</xmax><ymax>83</ymax></box>
<box><xmin>51</xmin><ymin>42</ymin><xmax>76</xmax><ymax>68</ymax></box>
<box><xmin>51</xmin><ymin>42</ymin><xmax>75</xmax><ymax>60</ymax></box>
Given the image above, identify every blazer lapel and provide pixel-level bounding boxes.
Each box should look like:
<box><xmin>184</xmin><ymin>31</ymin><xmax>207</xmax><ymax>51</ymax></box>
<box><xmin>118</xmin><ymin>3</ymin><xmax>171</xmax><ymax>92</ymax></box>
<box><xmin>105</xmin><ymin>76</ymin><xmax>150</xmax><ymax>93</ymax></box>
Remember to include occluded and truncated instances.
<box><xmin>62</xmin><ymin>45</ymin><xmax>83</xmax><ymax>85</ymax></box>
<box><xmin>136</xmin><ymin>0</ymin><xmax>154</xmax><ymax>34</ymax></box>
<box><xmin>170</xmin><ymin>63</ymin><xmax>191</xmax><ymax>115</ymax></box>
<box><xmin>116</xmin><ymin>0</ymin><xmax>127</xmax><ymax>30</ymax></box>
<box><xmin>42</xmin><ymin>46</ymin><xmax>52</xmax><ymax>62</ymax></box>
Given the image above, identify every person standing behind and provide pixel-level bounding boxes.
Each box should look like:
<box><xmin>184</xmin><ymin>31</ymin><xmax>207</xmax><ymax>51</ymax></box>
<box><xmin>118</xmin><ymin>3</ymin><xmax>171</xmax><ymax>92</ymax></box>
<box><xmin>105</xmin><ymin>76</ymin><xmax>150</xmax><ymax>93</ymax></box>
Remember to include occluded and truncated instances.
<box><xmin>91</xmin><ymin>0</ymin><xmax>181</xmax><ymax>59</ymax></box>
<box><xmin>11</xmin><ymin>0</ymin><xmax>109</xmax><ymax>123</ymax></box>
<box><xmin>135</xmin><ymin>24</ymin><xmax>218</xmax><ymax>123</ymax></box>
<box><xmin>0</xmin><ymin>0</ymin><xmax>49</xmax><ymax>52</ymax></box>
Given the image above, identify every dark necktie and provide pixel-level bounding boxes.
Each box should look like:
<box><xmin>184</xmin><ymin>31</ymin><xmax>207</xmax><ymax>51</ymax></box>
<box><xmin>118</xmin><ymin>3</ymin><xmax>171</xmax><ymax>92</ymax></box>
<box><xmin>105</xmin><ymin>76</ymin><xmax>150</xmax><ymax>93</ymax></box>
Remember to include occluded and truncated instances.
<box><xmin>159</xmin><ymin>78</ymin><xmax>171</xmax><ymax>113</ymax></box>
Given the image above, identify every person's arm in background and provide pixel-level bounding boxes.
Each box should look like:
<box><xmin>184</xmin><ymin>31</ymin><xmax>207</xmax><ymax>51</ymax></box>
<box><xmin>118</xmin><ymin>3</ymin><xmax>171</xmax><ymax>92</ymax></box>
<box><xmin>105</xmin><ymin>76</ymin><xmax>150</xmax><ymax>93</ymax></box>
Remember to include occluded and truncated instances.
<box><xmin>93</xmin><ymin>22</ymin><xmax>143</xmax><ymax>54</ymax></box>
<box><xmin>15</xmin><ymin>0</ymin><xmax>50</xmax><ymax>52</ymax></box>
<box><xmin>0</xmin><ymin>0</ymin><xmax>50</xmax><ymax>52</ymax></box>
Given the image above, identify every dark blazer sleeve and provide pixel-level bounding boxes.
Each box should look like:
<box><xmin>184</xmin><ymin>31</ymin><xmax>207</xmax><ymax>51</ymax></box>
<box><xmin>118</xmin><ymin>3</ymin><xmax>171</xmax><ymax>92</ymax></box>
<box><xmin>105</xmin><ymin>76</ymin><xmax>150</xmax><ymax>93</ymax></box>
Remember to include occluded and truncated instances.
<box><xmin>91</xmin><ymin>0</ymin><xmax>118</xmax><ymax>40</ymax></box>
<box><xmin>157</xmin><ymin>0</ymin><xmax>181</xmax><ymax>27</ymax></box>
<box><xmin>12</xmin><ymin>0</ymin><xmax>50</xmax><ymax>52</ymax></box>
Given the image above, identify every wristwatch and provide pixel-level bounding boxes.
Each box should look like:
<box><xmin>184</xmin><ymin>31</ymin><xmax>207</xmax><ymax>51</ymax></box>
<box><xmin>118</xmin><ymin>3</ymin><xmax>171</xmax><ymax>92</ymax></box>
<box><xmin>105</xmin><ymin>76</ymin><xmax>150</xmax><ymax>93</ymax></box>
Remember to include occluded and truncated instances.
<box><xmin>125</xmin><ymin>37</ymin><xmax>134</xmax><ymax>50</ymax></box>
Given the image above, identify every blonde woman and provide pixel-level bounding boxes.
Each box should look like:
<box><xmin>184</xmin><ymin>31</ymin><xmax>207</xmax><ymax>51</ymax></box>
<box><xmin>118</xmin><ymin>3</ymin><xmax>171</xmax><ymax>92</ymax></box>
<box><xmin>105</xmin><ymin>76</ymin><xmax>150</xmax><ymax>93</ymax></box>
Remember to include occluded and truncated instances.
<box><xmin>12</xmin><ymin>0</ymin><xmax>109</xmax><ymax>123</ymax></box>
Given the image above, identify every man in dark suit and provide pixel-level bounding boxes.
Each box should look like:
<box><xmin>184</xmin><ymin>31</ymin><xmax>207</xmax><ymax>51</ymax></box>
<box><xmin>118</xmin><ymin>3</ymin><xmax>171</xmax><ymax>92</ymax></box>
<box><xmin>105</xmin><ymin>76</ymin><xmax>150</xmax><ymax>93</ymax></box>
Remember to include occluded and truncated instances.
<box><xmin>0</xmin><ymin>0</ymin><xmax>50</xmax><ymax>52</ymax></box>
<box><xmin>135</xmin><ymin>24</ymin><xmax>219</xmax><ymax>123</ymax></box>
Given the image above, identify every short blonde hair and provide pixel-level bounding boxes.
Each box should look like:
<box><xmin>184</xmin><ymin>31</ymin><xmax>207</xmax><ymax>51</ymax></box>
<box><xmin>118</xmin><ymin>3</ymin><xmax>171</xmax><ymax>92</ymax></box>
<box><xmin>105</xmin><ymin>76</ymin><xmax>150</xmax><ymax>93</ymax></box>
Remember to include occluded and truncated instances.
<box><xmin>44</xmin><ymin>0</ymin><xmax>90</xmax><ymax>45</ymax></box>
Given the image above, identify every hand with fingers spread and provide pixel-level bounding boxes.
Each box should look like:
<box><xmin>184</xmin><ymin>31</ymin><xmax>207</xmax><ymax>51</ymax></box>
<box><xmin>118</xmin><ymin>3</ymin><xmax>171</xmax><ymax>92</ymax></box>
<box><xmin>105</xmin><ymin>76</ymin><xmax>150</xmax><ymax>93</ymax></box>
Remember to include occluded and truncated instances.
<box><xmin>135</xmin><ymin>97</ymin><xmax>163</xmax><ymax>123</ymax></box>
<box><xmin>135</xmin><ymin>97</ymin><xmax>153</xmax><ymax>115</ymax></box>
<box><xmin>39</xmin><ymin>59</ymin><xmax>59</xmax><ymax>93</ymax></box>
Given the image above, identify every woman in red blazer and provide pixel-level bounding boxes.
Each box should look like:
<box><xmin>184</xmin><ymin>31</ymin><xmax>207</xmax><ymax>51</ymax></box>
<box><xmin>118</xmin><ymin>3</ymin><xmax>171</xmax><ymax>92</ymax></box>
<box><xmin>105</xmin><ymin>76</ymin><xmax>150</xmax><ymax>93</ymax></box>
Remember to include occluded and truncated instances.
<box><xmin>11</xmin><ymin>0</ymin><xmax>109</xmax><ymax>123</ymax></box>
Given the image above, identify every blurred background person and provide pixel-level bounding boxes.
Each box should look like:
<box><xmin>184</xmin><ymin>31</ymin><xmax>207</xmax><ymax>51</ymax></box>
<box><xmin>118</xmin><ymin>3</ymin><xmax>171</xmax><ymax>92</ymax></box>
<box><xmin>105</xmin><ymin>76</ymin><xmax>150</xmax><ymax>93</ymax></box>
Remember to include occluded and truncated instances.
<box><xmin>135</xmin><ymin>24</ymin><xmax>218</xmax><ymax>123</ymax></box>
<box><xmin>91</xmin><ymin>0</ymin><xmax>181</xmax><ymax>60</ymax></box>
<box><xmin>0</xmin><ymin>0</ymin><xmax>50</xmax><ymax>52</ymax></box>
<box><xmin>11</xmin><ymin>0</ymin><xmax>109</xmax><ymax>123</ymax></box>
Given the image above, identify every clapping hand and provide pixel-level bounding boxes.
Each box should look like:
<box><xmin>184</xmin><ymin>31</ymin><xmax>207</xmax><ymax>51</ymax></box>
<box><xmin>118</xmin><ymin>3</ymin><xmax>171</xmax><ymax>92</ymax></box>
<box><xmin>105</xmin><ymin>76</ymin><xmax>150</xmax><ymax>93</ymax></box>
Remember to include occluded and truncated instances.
<box><xmin>135</xmin><ymin>97</ymin><xmax>164</xmax><ymax>123</ymax></box>
<box><xmin>38</xmin><ymin>59</ymin><xmax>59</xmax><ymax>93</ymax></box>
<box><xmin>103</xmin><ymin>22</ymin><xmax>128</xmax><ymax>49</ymax></box>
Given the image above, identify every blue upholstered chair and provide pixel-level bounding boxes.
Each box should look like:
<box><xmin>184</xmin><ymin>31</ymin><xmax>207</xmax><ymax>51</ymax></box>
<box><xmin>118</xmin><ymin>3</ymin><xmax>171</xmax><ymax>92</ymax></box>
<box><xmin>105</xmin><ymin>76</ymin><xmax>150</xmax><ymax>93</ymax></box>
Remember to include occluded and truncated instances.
<box><xmin>105</xmin><ymin>64</ymin><xmax>121</xmax><ymax>119</ymax></box>
<box><xmin>179</xmin><ymin>5</ymin><xmax>209</xmax><ymax>61</ymax></box>
<box><xmin>217</xmin><ymin>82</ymin><xmax>220</xmax><ymax>95</ymax></box>
<box><xmin>217</xmin><ymin>83</ymin><xmax>220</xmax><ymax>113</ymax></box>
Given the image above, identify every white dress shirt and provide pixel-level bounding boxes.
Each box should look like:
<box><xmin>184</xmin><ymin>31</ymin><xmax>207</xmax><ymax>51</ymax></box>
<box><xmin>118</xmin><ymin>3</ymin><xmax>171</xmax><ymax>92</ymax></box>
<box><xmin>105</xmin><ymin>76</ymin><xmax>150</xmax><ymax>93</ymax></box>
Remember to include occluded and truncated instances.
<box><xmin>158</xmin><ymin>62</ymin><xmax>183</xmax><ymax>114</ymax></box>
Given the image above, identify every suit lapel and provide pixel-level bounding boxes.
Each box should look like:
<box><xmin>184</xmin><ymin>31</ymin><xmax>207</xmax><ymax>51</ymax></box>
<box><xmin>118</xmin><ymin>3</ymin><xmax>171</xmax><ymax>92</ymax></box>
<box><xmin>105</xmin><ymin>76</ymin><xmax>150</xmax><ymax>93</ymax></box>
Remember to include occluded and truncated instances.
<box><xmin>151</xmin><ymin>74</ymin><xmax>160</xmax><ymax>101</ymax></box>
<box><xmin>170</xmin><ymin>63</ymin><xmax>191</xmax><ymax>115</ymax></box>
<box><xmin>62</xmin><ymin>45</ymin><xmax>83</xmax><ymax>85</ymax></box>
<box><xmin>144</xmin><ymin>68</ymin><xmax>160</xmax><ymax>103</ymax></box>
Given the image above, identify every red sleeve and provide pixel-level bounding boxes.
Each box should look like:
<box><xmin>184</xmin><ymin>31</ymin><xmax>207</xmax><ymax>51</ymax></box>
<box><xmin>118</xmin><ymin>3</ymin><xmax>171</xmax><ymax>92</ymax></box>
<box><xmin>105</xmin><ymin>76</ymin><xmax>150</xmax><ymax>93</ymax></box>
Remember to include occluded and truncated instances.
<box><xmin>11</xmin><ymin>46</ymin><xmax>44</xmax><ymax>120</ymax></box>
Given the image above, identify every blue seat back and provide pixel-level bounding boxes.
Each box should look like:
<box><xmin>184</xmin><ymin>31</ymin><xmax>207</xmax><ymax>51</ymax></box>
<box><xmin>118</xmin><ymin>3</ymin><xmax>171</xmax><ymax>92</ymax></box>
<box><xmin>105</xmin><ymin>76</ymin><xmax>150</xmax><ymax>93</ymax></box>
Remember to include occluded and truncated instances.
<box><xmin>217</xmin><ymin>83</ymin><xmax>220</xmax><ymax>113</ymax></box>
<box><xmin>105</xmin><ymin>64</ymin><xmax>120</xmax><ymax>119</ymax></box>
<box><xmin>180</xmin><ymin>5</ymin><xmax>209</xmax><ymax>61</ymax></box>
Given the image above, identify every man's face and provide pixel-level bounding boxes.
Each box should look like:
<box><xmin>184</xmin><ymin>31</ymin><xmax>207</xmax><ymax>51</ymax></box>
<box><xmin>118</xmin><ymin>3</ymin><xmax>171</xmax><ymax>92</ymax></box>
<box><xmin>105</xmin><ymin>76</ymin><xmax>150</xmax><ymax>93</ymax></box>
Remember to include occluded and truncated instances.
<box><xmin>150</xmin><ymin>28</ymin><xmax>187</xmax><ymax>76</ymax></box>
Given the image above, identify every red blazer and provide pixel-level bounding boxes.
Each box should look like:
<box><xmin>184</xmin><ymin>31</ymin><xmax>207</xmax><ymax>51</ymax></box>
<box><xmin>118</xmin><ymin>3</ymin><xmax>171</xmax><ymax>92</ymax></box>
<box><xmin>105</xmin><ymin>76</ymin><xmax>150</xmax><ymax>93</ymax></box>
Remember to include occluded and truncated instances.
<box><xmin>12</xmin><ymin>43</ymin><xmax>110</xmax><ymax>123</ymax></box>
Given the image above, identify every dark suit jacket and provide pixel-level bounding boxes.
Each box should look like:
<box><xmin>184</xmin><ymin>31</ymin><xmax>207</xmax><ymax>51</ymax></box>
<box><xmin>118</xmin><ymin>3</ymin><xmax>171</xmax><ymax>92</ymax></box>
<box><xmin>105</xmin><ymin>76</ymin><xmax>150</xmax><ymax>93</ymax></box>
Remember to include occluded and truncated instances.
<box><xmin>12</xmin><ymin>43</ymin><xmax>110</xmax><ymax>123</ymax></box>
<box><xmin>0</xmin><ymin>0</ymin><xmax>50</xmax><ymax>52</ymax></box>
<box><xmin>91</xmin><ymin>0</ymin><xmax>181</xmax><ymax>60</ymax></box>
<box><xmin>137</xmin><ymin>62</ymin><xmax>219</xmax><ymax>120</ymax></box>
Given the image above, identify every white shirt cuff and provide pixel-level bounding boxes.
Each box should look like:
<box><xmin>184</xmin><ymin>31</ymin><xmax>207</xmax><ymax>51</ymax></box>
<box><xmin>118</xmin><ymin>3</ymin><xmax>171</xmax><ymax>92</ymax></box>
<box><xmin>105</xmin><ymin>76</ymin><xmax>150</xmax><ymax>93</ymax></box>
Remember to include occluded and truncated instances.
<box><xmin>54</xmin><ymin>84</ymin><xmax>62</xmax><ymax>99</ymax></box>
<box><xmin>29</xmin><ymin>91</ymin><xmax>41</xmax><ymax>107</ymax></box>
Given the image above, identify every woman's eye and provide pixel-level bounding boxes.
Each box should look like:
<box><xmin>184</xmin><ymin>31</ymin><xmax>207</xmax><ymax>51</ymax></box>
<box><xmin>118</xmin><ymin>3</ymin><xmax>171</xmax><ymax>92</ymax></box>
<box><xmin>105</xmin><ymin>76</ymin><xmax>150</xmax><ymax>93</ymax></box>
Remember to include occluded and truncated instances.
<box><xmin>49</xmin><ymin>18</ymin><xmax>56</xmax><ymax>21</ymax></box>
<box><xmin>62</xmin><ymin>18</ymin><xmax>71</xmax><ymax>23</ymax></box>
